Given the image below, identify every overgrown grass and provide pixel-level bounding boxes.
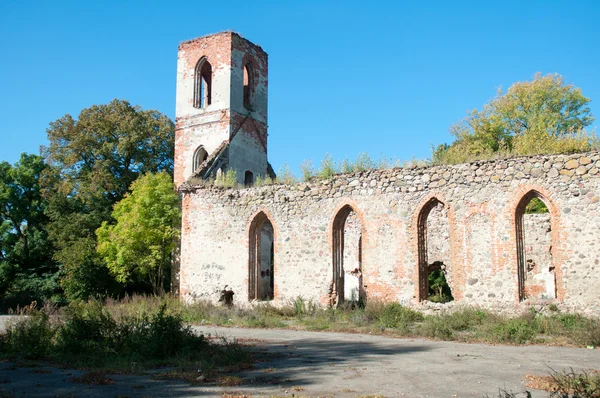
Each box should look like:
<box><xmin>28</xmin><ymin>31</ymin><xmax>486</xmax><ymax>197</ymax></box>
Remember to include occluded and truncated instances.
<box><xmin>94</xmin><ymin>295</ymin><xmax>600</xmax><ymax>347</ymax></box>
<box><xmin>0</xmin><ymin>301</ymin><xmax>250</xmax><ymax>375</ymax></box>
<box><xmin>524</xmin><ymin>368</ymin><xmax>600</xmax><ymax>397</ymax></box>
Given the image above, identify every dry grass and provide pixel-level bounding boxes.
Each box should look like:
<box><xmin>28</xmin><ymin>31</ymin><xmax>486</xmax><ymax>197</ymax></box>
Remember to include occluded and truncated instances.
<box><xmin>217</xmin><ymin>376</ymin><xmax>243</xmax><ymax>387</ymax></box>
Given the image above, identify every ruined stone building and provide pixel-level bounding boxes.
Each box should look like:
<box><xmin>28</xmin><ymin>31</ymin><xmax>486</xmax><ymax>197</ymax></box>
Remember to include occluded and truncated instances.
<box><xmin>175</xmin><ymin>32</ymin><xmax>600</xmax><ymax>314</ymax></box>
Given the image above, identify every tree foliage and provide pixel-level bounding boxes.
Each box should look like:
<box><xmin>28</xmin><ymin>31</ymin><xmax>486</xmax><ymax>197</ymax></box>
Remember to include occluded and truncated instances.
<box><xmin>97</xmin><ymin>172</ymin><xmax>180</xmax><ymax>294</ymax></box>
<box><xmin>433</xmin><ymin>73</ymin><xmax>596</xmax><ymax>164</ymax></box>
<box><xmin>42</xmin><ymin>99</ymin><xmax>175</xmax><ymax>300</ymax></box>
<box><xmin>0</xmin><ymin>154</ymin><xmax>59</xmax><ymax>310</ymax></box>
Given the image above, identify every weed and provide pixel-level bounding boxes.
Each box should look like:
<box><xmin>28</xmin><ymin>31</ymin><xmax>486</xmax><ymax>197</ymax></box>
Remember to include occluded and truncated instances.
<box><xmin>491</xmin><ymin>318</ymin><xmax>537</xmax><ymax>344</ymax></box>
<box><xmin>550</xmin><ymin>368</ymin><xmax>600</xmax><ymax>397</ymax></box>
<box><xmin>0</xmin><ymin>300</ymin><xmax>250</xmax><ymax>374</ymax></box>
<box><xmin>215</xmin><ymin>169</ymin><xmax>238</xmax><ymax>187</ymax></box>
<box><xmin>374</xmin><ymin>302</ymin><xmax>423</xmax><ymax>329</ymax></box>
<box><xmin>318</xmin><ymin>153</ymin><xmax>336</xmax><ymax>179</ymax></box>
<box><xmin>300</xmin><ymin>160</ymin><xmax>314</xmax><ymax>182</ymax></box>
<box><xmin>2</xmin><ymin>312</ymin><xmax>56</xmax><ymax>359</ymax></box>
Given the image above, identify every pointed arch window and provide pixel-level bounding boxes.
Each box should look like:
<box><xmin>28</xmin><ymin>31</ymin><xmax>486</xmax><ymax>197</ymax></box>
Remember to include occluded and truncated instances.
<box><xmin>417</xmin><ymin>198</ymin><xmax>453</xmax><ymax>303</ymax></box>
<box><xmin>192</xmin><ymin>146</ymin><xmax>208</xmax><ymax>173</ymax></box>
<box><xmin>243</xmin><ymin>62</ymin><xmax>254</xmax><ymax>109</ymax></box>
<box><xmin>248</xmin><ymin>212</ymin><xmax>274</xmax><ymax>301</ymax></box>
<box><xmin>332</xmin><ymin>205</ymin><xmax>363</xmax><ymax>306</ymax></box>
<box><xmin>194</xmin><ymin>57</ymin><xmax>212</xmax><ymax>109</ymax></box>
<box><xmin>515</xmin><ymin>191</ymin><xmax>555</xmax><ymax>301</ymax></box>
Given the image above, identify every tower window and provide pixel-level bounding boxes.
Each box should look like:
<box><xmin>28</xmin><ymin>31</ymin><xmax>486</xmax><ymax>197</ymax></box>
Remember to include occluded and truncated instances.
<box><xmin>243</xmin><ymin>63</ymin><xmax>254</xmax><ymax>109</ymax></box>
<box><xmin>192</xmin><ymin>146</ymin><xmax>208</xmax><ymax>173</ymax></box>
<box><xmin>194</xmin><ymin>58</ymin><xmax>212</xmax><ymax>109</ymax></box>
<box><xmin>245</xmin><ymin>170</ymin><xmax>254</xmax><ymax>187</ymax></box>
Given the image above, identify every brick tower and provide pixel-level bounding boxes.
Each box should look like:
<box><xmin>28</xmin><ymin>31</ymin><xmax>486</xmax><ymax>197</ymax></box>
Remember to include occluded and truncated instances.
<box><xmin>174</xmin><ymin>31</ymin><xmax>272</xmax><ymax>187</ymax></box>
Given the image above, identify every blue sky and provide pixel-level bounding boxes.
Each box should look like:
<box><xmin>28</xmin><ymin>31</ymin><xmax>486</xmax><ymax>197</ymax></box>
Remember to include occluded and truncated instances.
<box><xmin>1</xmin><ymin>0</ymin><xmax>599</xmax><ymax>174</ymax></box>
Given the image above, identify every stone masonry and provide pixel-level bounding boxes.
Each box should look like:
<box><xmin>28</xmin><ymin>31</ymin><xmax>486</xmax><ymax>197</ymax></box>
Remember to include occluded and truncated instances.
<box><xmin>179</xmin><ymin>151</ymin><xmax>600</xmax><ymax>315</ymax></box>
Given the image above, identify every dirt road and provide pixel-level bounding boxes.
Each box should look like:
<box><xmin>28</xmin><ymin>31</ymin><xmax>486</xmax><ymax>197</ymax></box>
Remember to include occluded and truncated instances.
<box><xmin>1</xmin><ymin>318</ymin><xmax>599</xmax><ymax>397</ymax></box>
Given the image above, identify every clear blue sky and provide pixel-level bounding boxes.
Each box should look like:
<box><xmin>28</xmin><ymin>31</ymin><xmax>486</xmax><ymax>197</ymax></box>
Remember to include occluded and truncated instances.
<box><xmin>1</xmin><ymin>0</ymin><xmax>599</xmax><ymax>174</ymax></box>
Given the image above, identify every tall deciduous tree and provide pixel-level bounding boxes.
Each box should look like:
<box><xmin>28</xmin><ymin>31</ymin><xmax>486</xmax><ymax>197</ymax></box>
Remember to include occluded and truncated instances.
<box><xmin>97</xmin><ymin>172</ymin><xmax>180</xmax><ymax>294</ymax></box>
<box><xmin>433</xmin><ymin>73</ymin><xmax>595</xmax><ymax>164</ymax></box>
<box><xmin>42</xmin><ymin>99</ymin><xmax>175</xmax><ymax>299</ymax></box>
<box><xmin>0</xmin><ymin>154</ymin><xmax>59</xmax><ymax>310</ymax></box>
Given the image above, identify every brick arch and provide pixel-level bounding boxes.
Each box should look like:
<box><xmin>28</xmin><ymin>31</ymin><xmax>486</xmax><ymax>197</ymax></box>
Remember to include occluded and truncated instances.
<box><xmin>193</xmin><ymin>56</ymin><xmax>212</xmax><ymax>109</ymax></box>
<box><xmin>328</xmin><ymin>201</ymin><xmax>367</xmax><ymax>306</ymax></box>
<box><xmin>247</xmin><ymin>209</ymin><xmax>278</xmax><ymax>301</ymax></box>
<box><xmin>241</xmin><ymin>54</ymin><xmax>259</xmax><ymax>109</ymax></box>
<box><xmin>507</xmin><ymin>185</ymin><xmax>565</xmax><ymax>302</ymax></box>
<box><xmin>411</xmin><ymin>193</ymin><xmax>459</xmax><ymax>302</ymax></box>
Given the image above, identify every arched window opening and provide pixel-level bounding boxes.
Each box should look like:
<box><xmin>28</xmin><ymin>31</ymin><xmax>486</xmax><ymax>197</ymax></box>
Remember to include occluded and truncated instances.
<box><xmin>516</xmin><ymin>192</ymin><xmax>555</xmax><ymax>302</ymax></box>
<box><xmin>193</xmin><ymin>58</ymin><xmax>212</xmax><ymax>109</ymax></box>
<box><xmin>244</xmin><ymin>170</ymin><xmax>254</xmax><ymax>187</ymax></box>
<box><xmin>417</xmin><ymin>198</ymin><xmax>453</xmax><ymax>303</ymax></box>
<box><xmin>332</xmin><ymin>205</ymin><xmax>363</xmax><ymax>306</ymax></box>
<box><xmin>192</xmin><ymin>146</ymin><xmax>208</xmax><ymax>173</ymax></box>
<box><xmin>248</xmin><ymin>213</ymin><xmax>274</xmax><ymax>301</ymax></box>
<box><xmin>243</xmin><ymin>63</ymin><xmax>254</xmax><ymax>109</ymax></box>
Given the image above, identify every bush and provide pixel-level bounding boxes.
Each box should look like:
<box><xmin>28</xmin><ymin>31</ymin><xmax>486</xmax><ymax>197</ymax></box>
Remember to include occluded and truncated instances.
<box><xmin>374</xmin><ymin>302</ymin><xmax>423</xmax><ymax>329</ymax></box>
<box><xmin>420</xmin><ymin>316</ymin><xmax>454</xmax><ymax>339</ymax></box>
<box><xmin>214</xmin><ymin>169</ymin><xmax>237</xmax><ymax>187</ymax></box>
<box><xmin>491</xmin><ymin>318</ymin><xmax>538</xmax><ymax>344</ymax></box>
<box><xmin>0</xmin><ymin>300</ymin><xmax>247</xmax><ymax>372</ymax></box>
<box><xmin>300</xmin><ymin>160</ymin><xmax>314</xmax><ymax>182</ymax></box>
<box><xmin>550</xmin><ymin>368</ymin><xmax>600</xmax><ymax>398</ymax></box>
<box><xmin>2</xmin><ymin>311</ymin><xmax>56</xmax><ymax>359</ymax></box>
<box><xmin>318</xmin><ymin>154</ymin><xmax>336</xmax><ymax>179</ymax></box>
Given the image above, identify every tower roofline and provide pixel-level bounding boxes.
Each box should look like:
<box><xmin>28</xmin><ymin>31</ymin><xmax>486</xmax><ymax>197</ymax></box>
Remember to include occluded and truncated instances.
<box><xmin>178</xmin><ymin>31</ymin><xmax>267</xmax><ymax>55</ymax></box>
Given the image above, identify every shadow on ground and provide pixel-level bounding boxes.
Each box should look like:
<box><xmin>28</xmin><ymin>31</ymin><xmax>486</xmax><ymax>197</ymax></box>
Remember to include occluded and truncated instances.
<box><xmin>0</xmin><ymin>336</ymin><xmax>429</xmax><ymax>397</ymax></box>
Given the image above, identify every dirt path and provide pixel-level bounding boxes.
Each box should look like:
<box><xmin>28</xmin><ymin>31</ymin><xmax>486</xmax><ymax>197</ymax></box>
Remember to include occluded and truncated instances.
<box><xmin>1</xmin><ymin>319</ymin><xmax>599</xmax><ymax>397</ymax></box>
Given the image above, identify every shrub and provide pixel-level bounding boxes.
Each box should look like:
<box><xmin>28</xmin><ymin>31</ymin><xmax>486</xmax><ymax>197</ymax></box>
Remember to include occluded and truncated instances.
<box><xmin>0</xmin><ymin>300</ymin><xmax>247</xmax><ymax>372</ymax></box>
<box><xmin>491</xmin><ymin>318</ymin><xmax>538</xmax><ymax>344</ymax></box>
<box><xmin>573</xmin><ymin>318</ymin><xmax>600</xmax><ymax>347</ymax></box>
<box><xmin>215</xmin><ymin>169</ymin><xmax>237</xmax><ymax>187</ymax></box>
<box><xmin>549</xmin><ymin>368</ymin><xmax>600</xmax><ymax>398</ymax></box>
<box><xmin>2</xmin><ymin>311</ymin><xmax>56</xmax><ymax>359</ymax></box>
<box><xmin>420</xmin><ymin>316</ymin><xmax>454</xmax><ymax>340</ymax></box>
<box><xmin>318</xmin><ymin>153</ymin><xmax>336</xmax><ymax>179</ymax></box>
<box><xmin>276</xmin><ymin>163</ymin><xmax>297</xmax><ymax>184</ymax></box>
<box><xmin>56</xmin><ymin>301</ymin><xmax>117</xmax><ymax>356</ymax></box>
<box><xmin>354</xmin><ymin>152</ymin><xmax>375</xmax><ymax>171</ymax></box>
<box><xmin>375</xmin><ymin>302</ymin><xmax>423</xmax><ymax>329</ymax></box>
<box><xmin>300</xmin><ymin>160</ymin><xmax>314</xmax><ymax>182</ymax></box>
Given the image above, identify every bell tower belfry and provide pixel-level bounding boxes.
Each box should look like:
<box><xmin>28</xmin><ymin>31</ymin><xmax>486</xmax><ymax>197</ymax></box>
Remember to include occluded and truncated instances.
<box><xmin>174</xmin><ymin>31</ymin><xmax>271</xmax><ymax>187</ymax></box>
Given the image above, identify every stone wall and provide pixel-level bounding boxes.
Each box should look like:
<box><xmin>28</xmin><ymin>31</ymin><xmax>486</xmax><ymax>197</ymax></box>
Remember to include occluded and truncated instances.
<box><xmin>178</xmin><ymin>151</ymin><xmax>600</xmax><ymax>315</ymax></box>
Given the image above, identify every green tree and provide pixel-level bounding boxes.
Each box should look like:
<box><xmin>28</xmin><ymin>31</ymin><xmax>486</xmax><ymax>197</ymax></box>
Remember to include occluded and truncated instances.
<box><xmin>0</xmin><ymin>154</ymin><xmax>60</xmax><ymax>310</ymax></box>
<box><xmin>434</xmin><ymin>73</ymin><xmax>595</xmax><ymax>164</ymax></box>
<box><xmin>42</xmin><ymin>99</ymin><xmax>175</xmax><ymax>299</ymax></box>
<box><xmin>97</xmin><ymin>172</ymin><xmax>180</xmax><ymax>294</ymax></box>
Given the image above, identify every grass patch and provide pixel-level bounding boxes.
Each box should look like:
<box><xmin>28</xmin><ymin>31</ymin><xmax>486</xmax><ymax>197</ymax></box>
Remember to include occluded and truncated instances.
<box><xmin>0</xmin><ymin>301</ymin><xmax>251</xmax><ymax>376</ymax></box>
<box><xmin>25</xmin><ymin>294</ymin><xmax>600</xmax><ymax>349</ymax></box>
